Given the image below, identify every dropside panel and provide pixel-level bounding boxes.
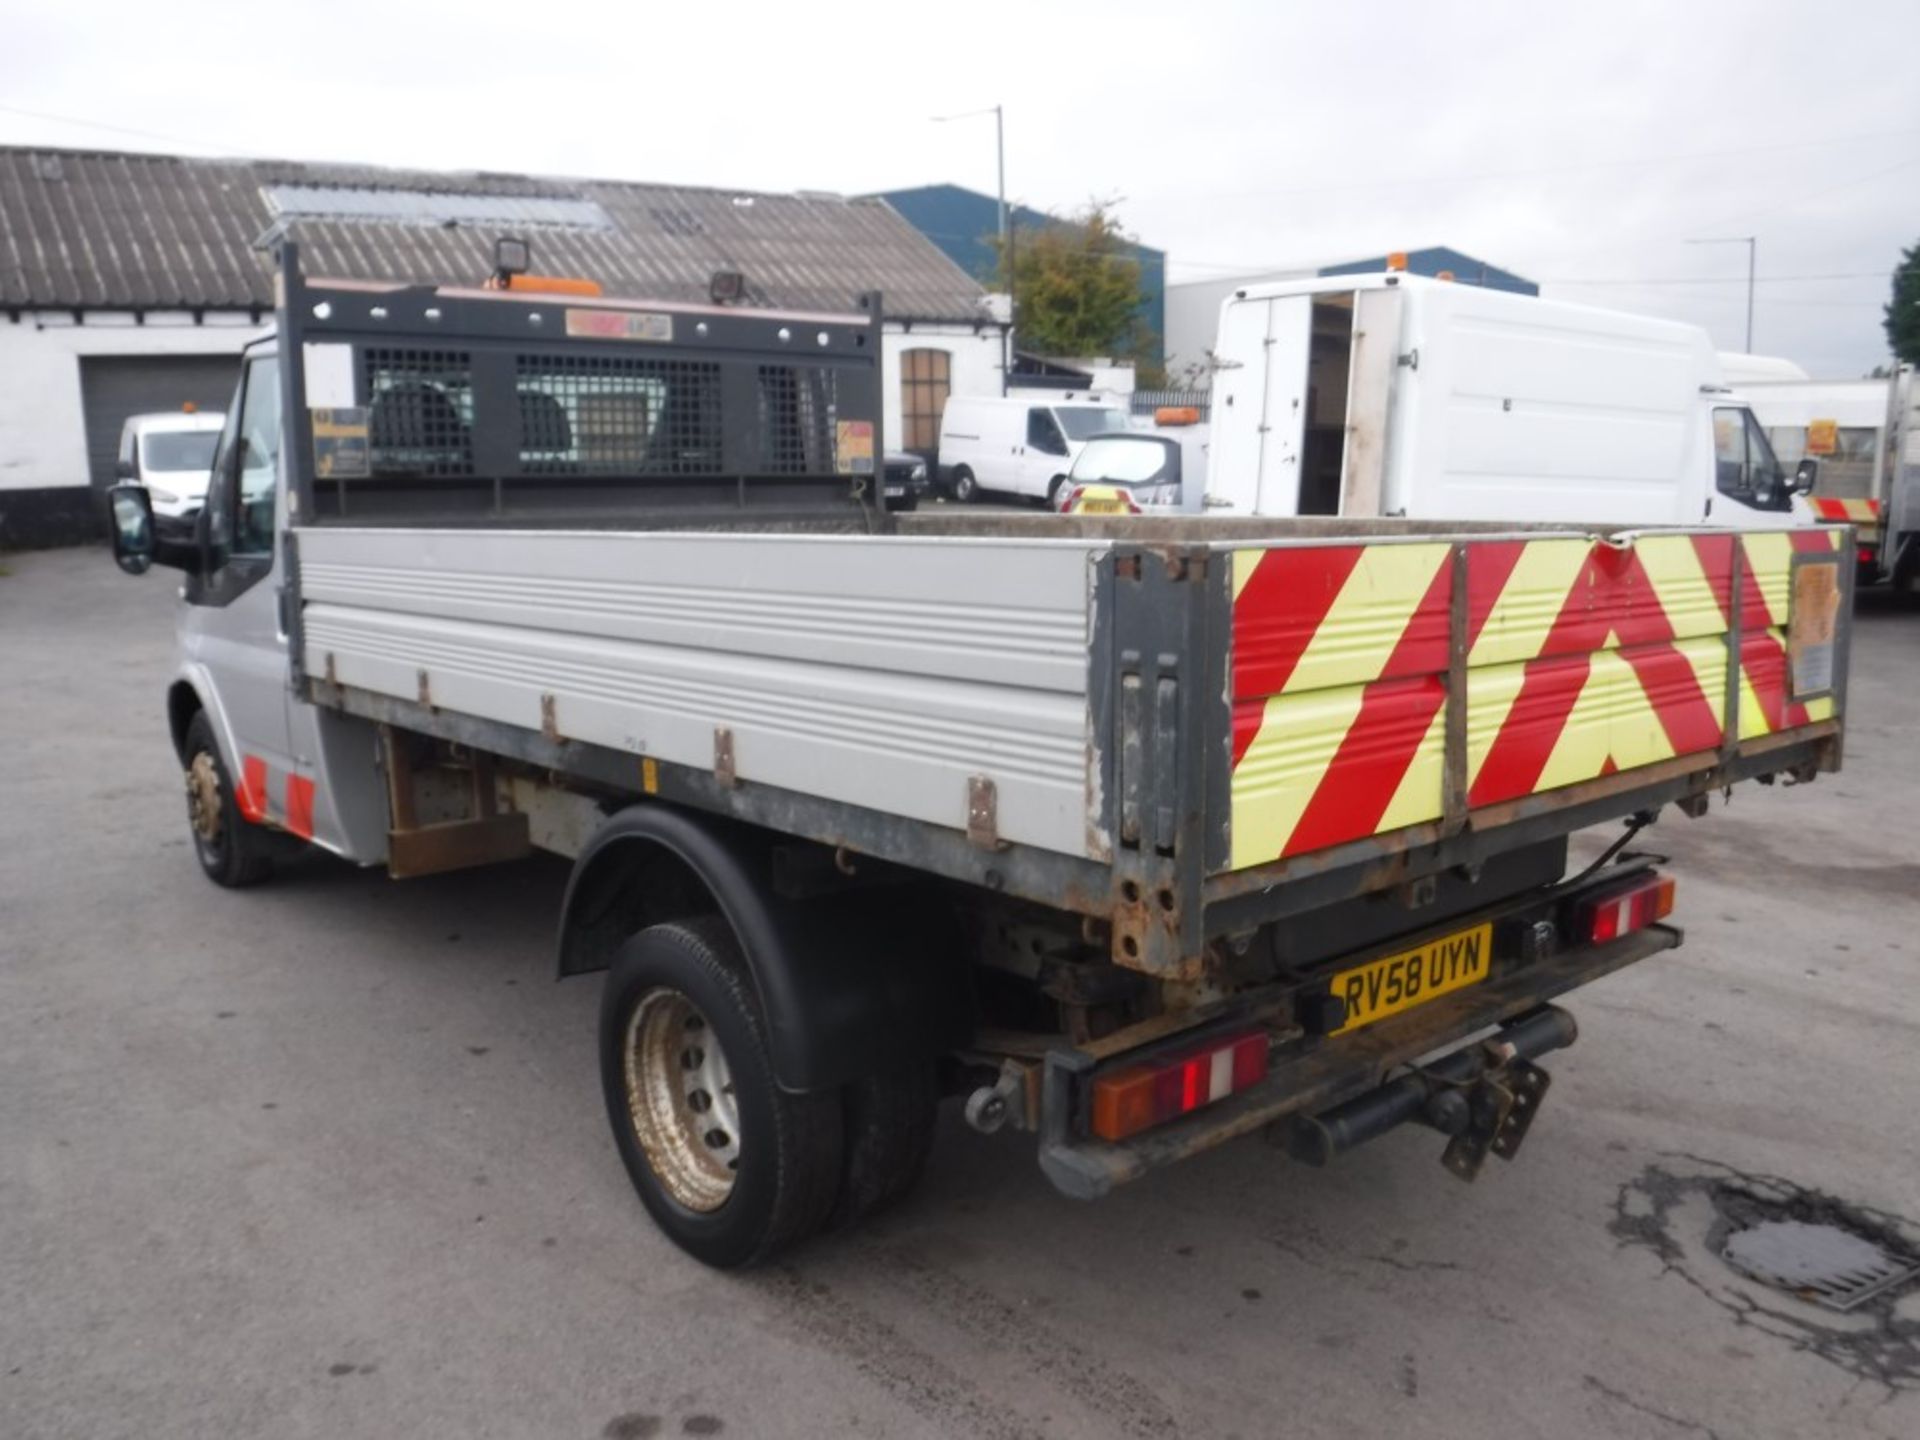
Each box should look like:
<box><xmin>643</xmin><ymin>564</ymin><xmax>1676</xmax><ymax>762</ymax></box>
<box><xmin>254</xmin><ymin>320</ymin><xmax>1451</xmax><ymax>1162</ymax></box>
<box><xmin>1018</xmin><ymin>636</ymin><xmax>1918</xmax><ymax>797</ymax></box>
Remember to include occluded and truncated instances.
<box><xmin>296</xmin><ymin>527</ymin><xmax>1105</xmax><ymax>858</ymax></box>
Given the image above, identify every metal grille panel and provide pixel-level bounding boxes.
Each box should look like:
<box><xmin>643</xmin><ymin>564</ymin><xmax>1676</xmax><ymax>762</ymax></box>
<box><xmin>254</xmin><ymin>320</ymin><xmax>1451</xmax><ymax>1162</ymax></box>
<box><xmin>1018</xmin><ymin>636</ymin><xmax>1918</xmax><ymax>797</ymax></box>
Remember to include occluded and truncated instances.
<box><xmin>515</xmin><ymin>355</ymin><xmax>722</xmax><ymax>475</ymax></box>
<box><xmin>364</xmin><ymin>348</ymin><xmax>474</xmax><ymax>477</ymax></box>
<box><xmin>757</xmin><ymin>366</ymin><xmax>838</xmax><ymax>474</ymax></box>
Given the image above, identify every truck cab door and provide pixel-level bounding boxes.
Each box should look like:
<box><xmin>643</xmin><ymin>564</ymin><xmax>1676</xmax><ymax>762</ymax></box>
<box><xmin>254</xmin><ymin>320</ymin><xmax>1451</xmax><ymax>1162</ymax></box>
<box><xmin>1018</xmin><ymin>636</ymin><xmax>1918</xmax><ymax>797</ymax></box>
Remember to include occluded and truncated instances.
<box><xmin>1204</xmin><ymin>294</ymin><xmax>1310</xmax><ymax>514</ymax></box>
<box><xmin>184</xmin><ymin>352</ymin><xmax>296</xmax><ymax>813</ymax></box>
<box><xmin>1021</xmin><ymin>407</ymin><xmax>1071</xmax><ymax>499</ymax></box>
<box><xmin>1706</xmin><ymin>405</ymin><xmax>1795</xmax><ymax>527</ymax></box>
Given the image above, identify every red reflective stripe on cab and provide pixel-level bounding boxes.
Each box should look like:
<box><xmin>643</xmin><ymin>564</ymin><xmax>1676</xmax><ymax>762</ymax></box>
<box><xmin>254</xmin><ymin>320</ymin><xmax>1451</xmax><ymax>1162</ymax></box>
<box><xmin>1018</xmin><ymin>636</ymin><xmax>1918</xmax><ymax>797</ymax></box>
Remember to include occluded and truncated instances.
<box><xmin>237</xmin><ymin>756</ymin><xmax>269</xmax><ymax>823</ymax></box>
<box><xmin>285</xmin><ymin>774</ymin><xmax>315</xmax><ymax>840</ymax></box>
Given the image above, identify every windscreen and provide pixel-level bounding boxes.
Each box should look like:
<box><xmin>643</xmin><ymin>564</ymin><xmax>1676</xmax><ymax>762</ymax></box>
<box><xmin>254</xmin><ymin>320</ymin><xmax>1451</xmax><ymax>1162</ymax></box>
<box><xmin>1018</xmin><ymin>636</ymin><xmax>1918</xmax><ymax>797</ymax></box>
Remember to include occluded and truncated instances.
<box><xmin>1057</xmin><ymin>407</ymin><xmax>1131</xmax><ymax>441</ymax></box>
<box><xmin>141</xmin><ymin>431</ymin><xmax>220</xmax><ymax>472</ymax></box>
<box><xmin>1070</xmin><ymin>435</ymin><xmax>1176</xmax><ymax>487</ymax></box>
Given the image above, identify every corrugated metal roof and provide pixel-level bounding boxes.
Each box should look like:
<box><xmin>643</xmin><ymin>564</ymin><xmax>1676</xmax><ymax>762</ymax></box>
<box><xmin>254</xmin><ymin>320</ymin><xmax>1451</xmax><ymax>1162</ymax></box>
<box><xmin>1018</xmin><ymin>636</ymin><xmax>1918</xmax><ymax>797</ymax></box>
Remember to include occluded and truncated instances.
<box><xmin>0</xmin><ymin>146</ymin><xmax>991</xmax><ymax>321</ymax></box>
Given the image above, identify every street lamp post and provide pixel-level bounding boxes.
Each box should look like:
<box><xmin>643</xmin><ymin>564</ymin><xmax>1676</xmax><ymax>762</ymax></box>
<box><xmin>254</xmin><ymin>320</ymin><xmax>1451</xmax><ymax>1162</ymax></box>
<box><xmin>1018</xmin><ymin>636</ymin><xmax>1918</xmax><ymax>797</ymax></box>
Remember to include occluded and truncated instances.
<box><xmin>933</xmin><ymin>103</ymin><xmax>1009</xmax><ymax>393</ymax></box>
<box><xmin>1687</xmin><ymin>234</ymin><xmax>1757</xmax><ymax>352</ymax></box>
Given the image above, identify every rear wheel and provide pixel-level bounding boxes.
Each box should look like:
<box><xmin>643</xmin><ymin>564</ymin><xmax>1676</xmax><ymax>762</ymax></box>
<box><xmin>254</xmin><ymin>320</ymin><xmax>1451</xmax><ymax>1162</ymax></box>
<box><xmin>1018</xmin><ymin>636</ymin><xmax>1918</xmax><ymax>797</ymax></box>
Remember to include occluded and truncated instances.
<box><xmin>599</xmin><ymin>917</ymin><xmax>844</xmax><ymax>1268</ymax></box>
<box><xmin>949</xmin><ymin>466</ymin><xmax>978</xmax><ymax>504</ymax></box>
<box><xmin>182</xmin><ymin>711</ymin><xmax>274</xmax><ymax>888</ymax></box>
<box><xmin>833</xmin><ymin>1063</ymin><xmax>938</xmax><ymax>1227</ymax></box>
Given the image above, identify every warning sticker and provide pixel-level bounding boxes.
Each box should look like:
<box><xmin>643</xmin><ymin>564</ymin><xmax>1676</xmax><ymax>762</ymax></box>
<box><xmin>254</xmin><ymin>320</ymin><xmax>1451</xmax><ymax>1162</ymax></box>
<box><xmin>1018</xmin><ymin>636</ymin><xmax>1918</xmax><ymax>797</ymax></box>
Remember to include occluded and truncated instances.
<box><xmin>565</xmin><ymin>308</ymin><xmax>673</xmax><ymax>342</ymax></box>
<box><xmin>1788</xmin><ymin>557</ymin><xmax>1840</xmax><ymax>699</ymax></box>
<box><xmin>1805</xmin><ymin>418</ymin><xmax>1838</xmax><ymax>456</ymax></box>
<box><xmin>836</xmin><ymin>419</ymin><xmax>875</xmax><ymax>475</ymax></box>
<box><xmin>311</xmin><ymin>407</ymin><xmax>371</xmax><ymax>479</ymax></box>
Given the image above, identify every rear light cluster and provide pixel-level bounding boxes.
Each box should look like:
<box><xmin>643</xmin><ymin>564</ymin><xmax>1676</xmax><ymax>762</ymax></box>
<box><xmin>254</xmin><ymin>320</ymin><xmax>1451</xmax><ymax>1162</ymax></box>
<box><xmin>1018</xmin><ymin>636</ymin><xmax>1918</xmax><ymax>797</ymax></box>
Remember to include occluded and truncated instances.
<box><xmin>1572</xmin><ymin>871</ymin><xmax>1675</xmax><ymax>944</ymax></box>
<box><xmin>1090</xmin><ymin>1029</ymin><xmax>1268</xmax><ymax>1142</ymax></box>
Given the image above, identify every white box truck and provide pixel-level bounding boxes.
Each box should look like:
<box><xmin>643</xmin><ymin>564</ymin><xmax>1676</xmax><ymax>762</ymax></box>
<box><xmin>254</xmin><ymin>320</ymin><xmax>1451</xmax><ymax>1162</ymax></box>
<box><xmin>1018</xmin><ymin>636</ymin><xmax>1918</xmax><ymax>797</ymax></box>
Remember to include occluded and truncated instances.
<box><xmin>1186</xmin><ymin>273</ymin><xmax>1815</xmax><ymax>529</ymax></box>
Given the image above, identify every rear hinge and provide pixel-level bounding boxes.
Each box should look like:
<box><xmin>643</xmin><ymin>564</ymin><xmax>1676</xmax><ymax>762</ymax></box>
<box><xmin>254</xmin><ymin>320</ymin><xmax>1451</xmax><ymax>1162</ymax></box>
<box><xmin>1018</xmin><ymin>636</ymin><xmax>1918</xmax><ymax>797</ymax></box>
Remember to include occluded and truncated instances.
<box><xmin>713</xmin><ymin>727</ymin><xmax>737</xmax><ymax>788</ymax></box>
<box><xmin>540</xmin><ymin>693</ymin><xmax>560</xmax><ymax>743</ymax></box>
<box><xmin>967</xmin><ymin>774</ymin><xmax>1003</xmax><ymax>851</ymax></box>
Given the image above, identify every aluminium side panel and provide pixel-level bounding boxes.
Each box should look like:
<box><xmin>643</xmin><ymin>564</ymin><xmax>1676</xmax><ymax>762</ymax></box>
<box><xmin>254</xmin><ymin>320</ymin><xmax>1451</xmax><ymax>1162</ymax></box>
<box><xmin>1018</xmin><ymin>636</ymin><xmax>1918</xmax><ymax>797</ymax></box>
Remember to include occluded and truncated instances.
<box><xmin>295</xmin><ymin>527</ymin><xmax>1107</xmax><ymax>858</ymax></box>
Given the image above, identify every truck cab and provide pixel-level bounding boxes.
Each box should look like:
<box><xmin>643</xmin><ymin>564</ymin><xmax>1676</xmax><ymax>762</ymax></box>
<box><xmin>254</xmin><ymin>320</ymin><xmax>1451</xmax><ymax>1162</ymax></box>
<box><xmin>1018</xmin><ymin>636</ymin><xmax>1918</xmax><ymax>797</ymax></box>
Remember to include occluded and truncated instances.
<box><xmin>1200</xmin><ymin>272</ymin><xmax>1815</xmax><ymax>528</ymax></box>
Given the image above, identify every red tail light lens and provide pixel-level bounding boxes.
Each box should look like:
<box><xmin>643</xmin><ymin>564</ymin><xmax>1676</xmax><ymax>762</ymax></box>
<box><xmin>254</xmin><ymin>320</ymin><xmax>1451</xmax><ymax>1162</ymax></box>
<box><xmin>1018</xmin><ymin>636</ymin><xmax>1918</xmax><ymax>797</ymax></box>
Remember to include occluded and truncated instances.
<box><xmin>1090</xmin><ymin>1030</ymin><xmax>1269</xmax><ymax>1142</ymax></box>
<box><xmin>1573</xmin><ymin>872</ymin><xmax>1675</xmax><ymax>945</ymax></box>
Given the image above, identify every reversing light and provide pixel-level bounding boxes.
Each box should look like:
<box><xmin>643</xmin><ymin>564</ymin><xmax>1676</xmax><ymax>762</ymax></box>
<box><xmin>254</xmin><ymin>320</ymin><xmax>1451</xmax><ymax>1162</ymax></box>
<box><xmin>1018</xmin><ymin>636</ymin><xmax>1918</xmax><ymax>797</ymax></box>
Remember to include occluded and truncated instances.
<box><xmin>1573</xmin><ymin>872</ymin><xmax>1675</xmax><ymax>945</ymax></box>
<box><xmin>1092</xmin><ymin>1030</ymin><xmax>1269</xmax><ymax>1143</ymax></box>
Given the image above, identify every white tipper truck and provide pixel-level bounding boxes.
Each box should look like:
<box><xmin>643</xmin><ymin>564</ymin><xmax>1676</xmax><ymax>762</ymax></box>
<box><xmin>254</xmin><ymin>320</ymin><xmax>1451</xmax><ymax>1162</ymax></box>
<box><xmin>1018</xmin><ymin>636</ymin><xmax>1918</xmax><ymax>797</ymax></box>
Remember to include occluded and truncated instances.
<box><xmin>104</xmin><ymin>244</ymin><xmax>1856</xmax><ymax>1267</ymax></box>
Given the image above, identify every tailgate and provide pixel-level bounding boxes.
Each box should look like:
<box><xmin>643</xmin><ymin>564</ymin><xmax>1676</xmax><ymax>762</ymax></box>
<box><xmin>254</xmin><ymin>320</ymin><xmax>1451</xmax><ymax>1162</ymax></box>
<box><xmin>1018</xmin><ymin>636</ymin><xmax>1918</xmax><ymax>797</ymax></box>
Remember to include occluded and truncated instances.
<box><xmin>1223</xmin><ymin>527</ymin><xmax>1848</xmax><ymax>871</ymax></box>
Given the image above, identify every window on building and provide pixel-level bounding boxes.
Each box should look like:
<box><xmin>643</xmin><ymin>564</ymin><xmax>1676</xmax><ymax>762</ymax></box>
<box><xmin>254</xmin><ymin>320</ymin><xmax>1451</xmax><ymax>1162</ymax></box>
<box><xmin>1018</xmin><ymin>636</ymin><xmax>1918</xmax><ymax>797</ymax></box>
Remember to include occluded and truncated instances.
<box><xmin>900</xmin><ymin>348</ymin><xmax>951</xmax><ymax>451</ymax></box>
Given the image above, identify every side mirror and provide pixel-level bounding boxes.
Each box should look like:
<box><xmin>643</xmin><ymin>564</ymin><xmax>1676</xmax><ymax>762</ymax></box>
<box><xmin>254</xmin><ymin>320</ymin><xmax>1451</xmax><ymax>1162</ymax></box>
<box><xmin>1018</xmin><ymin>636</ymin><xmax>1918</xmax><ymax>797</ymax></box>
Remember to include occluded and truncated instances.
<box><xmin>108</xmin><ymin>484</ymin><xmax>156</xmax><ymax>574</ymax></box>
<box><xmin>1793</xmin><ymin>457</ymin><xmax>1819</xmax><ymax>495</ymax></box>
<box><xmin>109</xmin><ymin>481</ymin><xmax>203</xmax><ymax>576</ymax></box>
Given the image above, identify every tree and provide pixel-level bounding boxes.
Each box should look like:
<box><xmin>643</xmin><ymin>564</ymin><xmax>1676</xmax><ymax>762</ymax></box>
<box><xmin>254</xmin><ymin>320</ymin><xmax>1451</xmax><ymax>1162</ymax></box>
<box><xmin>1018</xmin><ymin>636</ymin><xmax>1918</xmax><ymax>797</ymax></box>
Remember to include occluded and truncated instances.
<box><xmin>990</xmin><ymin>201</ymin><xmax>1153</xmax><ymax>362</ymax></box>
<box><xmin>1886</xmin><ymin>242</ymin><xmax>1920</xmax><ymax>366</ymax></box>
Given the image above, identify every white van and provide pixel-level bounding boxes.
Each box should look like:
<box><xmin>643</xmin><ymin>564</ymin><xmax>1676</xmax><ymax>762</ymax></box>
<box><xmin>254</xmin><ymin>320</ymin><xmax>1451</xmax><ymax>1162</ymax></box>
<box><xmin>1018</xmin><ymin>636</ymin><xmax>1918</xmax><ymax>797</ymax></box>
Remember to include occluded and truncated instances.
<box><xmin>117</xmin><ymin>409</ymin><xmax>226</xmax><ymax>535</ymax></box>
<box><xmin>938</xmin><ymin>395</ymin><xmax>1132</xmax><ymax>505</ymax></box>
<box><xmin>1201</xmin><ymin>273</ymin><xmax>1813</xmax><ymax>528</ymax></box>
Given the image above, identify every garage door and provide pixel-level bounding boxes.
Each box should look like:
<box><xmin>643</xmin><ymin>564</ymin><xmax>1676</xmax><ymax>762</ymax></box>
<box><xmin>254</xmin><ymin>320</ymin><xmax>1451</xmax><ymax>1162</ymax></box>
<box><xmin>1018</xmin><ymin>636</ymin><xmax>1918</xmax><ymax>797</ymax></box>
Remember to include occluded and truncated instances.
<box><xmin>78</xmin><ymin>356</ymin><xmax>241</xmax><ymax>493</ymax></box>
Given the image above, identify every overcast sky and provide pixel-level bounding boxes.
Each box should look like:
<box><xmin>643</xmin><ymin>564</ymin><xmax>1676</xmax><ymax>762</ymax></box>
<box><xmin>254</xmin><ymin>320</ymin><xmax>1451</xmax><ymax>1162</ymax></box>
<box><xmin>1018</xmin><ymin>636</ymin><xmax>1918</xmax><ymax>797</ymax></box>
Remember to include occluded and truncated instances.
<box><xmin>4</xmin><ymin>0</ymin><xmax>1917</xmax><ymax>376</ymax></box>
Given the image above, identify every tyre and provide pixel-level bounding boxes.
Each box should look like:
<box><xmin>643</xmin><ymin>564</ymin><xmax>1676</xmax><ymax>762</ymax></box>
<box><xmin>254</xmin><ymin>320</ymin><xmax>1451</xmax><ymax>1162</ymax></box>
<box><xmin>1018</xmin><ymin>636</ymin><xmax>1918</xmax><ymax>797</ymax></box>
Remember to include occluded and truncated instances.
<box><xmin>1045</xmin><ymin>476</ymin><xmax>1068</xmax><ymax>511</ymax></box>
<box><xmin>182</xmin><ymin>710</ymin><xmax>274</xmax><ymax>888</ymax></box>
<box><xmin>832</xmin><ymin>1063</ymin><xmax>938</xmax><ymax>1228</ymax></box>
<box><xmin>949</xmin><ymin>466</ymin><xmax>978</xmax><ymax>504</ymax></box>
<box><xmin>599</xmin><ymin>917</ymin><xmax>844</xmax><ymax>1268</ymax></box>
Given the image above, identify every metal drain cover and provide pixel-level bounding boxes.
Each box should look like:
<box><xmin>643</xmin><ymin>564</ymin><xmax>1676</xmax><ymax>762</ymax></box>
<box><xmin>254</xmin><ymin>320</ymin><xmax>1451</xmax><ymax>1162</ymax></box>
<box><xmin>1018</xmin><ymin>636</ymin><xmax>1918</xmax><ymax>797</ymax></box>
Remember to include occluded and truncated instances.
<box><xmin>1720</xmin><ymin>1219</ymin><xmax>1920</xmax><ymax>1312</ymax></box>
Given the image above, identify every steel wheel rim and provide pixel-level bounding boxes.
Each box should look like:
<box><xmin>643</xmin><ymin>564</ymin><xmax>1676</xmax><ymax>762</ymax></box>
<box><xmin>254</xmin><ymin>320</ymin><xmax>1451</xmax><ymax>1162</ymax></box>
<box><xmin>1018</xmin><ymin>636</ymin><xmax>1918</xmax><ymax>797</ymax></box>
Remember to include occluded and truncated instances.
<box><xmin>186</xmin><ymin>753</ymin><xmax>223</xmax><ymax>845</ymax></box>
<box><xmin>623</xmin><ymin>987</ymin><xmax>740</xmax><ymax>1212</ymax></box>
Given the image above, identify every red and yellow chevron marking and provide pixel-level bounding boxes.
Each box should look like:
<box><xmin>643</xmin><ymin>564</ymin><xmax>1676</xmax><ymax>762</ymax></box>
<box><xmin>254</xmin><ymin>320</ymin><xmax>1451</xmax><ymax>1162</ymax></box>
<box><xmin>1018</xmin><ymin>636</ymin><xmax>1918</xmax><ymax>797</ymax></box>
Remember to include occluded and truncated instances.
<box><xmin>1807</xmin><ymin>496</ymin><xmax>1881</xmax><ymax>525</ymax></box>
<box><xmin>1807</xmin><ymin>496</ymin><xmax>1883</xmax><ymax>549</ymax></box>
<box><xmin>1227</xmin><ymin>529</ymin><xmax>1842</xmax><ymax>870</ymax></box>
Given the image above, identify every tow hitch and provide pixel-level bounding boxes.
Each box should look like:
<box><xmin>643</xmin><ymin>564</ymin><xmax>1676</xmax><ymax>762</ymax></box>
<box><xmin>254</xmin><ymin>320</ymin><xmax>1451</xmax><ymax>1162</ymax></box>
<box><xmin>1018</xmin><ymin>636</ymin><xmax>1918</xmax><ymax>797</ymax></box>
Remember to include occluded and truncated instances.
<box><xmin>1285</xmin><ymin>1006</ymin><xmax>1576</xmax><ymax>1180</ymax></box>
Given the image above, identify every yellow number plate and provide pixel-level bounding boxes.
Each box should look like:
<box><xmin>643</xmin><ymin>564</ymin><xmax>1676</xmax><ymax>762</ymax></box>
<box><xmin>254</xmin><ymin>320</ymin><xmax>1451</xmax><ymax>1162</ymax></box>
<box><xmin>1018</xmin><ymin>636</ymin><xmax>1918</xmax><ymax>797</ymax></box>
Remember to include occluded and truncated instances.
<box><xmin>1328</xmin><ymin>923</ymin><xmax>1492</xmax><ymax>1035</ymax></box>
<box><xmin>1075</xmin><ymin>496</ymin><xmax>1129</xmax><ymax>514</ymax></box>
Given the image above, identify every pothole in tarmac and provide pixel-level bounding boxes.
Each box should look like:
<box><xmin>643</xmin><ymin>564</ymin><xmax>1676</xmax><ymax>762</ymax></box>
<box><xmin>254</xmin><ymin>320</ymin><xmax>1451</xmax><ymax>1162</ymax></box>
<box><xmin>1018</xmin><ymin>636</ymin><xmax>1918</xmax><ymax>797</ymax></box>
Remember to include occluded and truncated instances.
<box><xmin>1610</xmin><ymin>1154</ymin><xmax>1920</xmax><ymax>1392</ymax></box>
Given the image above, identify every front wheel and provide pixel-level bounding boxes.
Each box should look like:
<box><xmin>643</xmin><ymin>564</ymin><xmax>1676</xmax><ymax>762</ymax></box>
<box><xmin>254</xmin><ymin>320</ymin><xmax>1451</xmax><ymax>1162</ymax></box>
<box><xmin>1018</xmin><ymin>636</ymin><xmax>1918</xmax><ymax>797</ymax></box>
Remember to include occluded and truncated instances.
<box><xmin>599</xmin><ymin>917</ymin><xmax>844</xmax><ymax>1268</ymax></box>
<box><xmin>182</xmin><ymin>711</ymin><xmax>274</xmax><ymax>888</ymax></box>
